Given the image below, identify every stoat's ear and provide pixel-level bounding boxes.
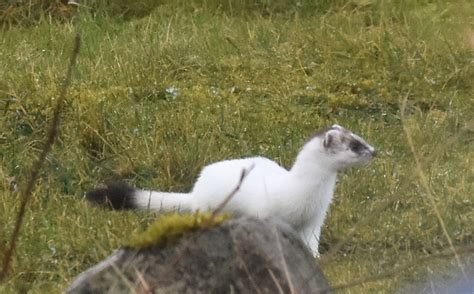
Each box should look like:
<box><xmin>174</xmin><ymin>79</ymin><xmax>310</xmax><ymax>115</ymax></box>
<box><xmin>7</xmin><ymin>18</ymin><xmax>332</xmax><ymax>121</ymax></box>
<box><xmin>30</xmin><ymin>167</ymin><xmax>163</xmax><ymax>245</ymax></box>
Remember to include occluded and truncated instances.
<box><xmin>323</xmin><ymin>131</ymin><xmax>332</xmax><ymax>148</ymax></box>
<box><xmin>323</xmin><ymin>129</ymin><xmax>340</xmax><ymax>149</ymax></box>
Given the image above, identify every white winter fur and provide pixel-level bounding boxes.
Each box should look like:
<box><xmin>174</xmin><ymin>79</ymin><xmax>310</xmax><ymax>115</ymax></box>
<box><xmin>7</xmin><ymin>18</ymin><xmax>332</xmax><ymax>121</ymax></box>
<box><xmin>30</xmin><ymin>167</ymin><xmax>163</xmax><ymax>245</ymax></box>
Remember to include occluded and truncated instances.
<box><xmin>132</xmin><ymin>125</ymin><xmax>375</xmax><ymax>256</ymax></box>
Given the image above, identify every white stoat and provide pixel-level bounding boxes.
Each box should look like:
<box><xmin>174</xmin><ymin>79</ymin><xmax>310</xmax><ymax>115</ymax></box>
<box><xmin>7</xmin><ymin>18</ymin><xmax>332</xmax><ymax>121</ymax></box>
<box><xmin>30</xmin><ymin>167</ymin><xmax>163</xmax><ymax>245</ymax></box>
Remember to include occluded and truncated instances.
<box><xmin>87</xmin><ymin>124</ymin><xmax>376</xmax><ymax>256</ymax></box>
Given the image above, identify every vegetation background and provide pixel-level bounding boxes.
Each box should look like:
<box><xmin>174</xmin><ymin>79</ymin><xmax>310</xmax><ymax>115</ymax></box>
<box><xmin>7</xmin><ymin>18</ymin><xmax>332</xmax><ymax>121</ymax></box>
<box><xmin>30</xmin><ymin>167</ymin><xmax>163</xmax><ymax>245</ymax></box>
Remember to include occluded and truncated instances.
<box><xmin>0</xmin><ymin>0</ymin><xmax>473</xmax><ymax>292</ymax></box>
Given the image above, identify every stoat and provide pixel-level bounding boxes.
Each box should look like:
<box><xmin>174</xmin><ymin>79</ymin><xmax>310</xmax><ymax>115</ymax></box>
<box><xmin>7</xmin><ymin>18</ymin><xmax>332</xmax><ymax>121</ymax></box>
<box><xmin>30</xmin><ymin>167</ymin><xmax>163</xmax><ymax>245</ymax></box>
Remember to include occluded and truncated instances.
<box><xmin>87</xmin><ymin>124</ymin><xmax>376</xmax><ymax>256</ymax></box>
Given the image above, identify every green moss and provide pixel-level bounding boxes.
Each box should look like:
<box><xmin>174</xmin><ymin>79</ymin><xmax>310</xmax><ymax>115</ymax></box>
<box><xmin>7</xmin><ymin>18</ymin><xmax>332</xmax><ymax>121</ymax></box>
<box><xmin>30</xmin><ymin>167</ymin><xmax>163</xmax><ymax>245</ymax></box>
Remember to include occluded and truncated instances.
<box><xmin>125</xmin><ymin>212</ymin><xmax>230</xmax><ymax>250</ymax></box>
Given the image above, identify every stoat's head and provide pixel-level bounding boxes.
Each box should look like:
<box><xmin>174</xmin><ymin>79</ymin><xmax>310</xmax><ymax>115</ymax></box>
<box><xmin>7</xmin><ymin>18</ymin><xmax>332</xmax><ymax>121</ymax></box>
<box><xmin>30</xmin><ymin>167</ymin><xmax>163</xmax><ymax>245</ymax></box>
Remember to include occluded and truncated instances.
<box><xmin>301</xmin><ymin>124</ymin><xmax>376</xmax><ymax>172</ymax></box>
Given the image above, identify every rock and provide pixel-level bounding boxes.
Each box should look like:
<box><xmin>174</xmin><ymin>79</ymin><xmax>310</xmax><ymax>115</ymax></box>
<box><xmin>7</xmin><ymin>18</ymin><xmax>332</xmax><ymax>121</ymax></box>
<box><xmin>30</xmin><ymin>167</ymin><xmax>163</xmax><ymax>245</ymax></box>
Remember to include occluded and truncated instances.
<box><xmin>397</xmin><ymin>254</ymin><xmax>474</xmax><ymax>294</ymax></box>
<box><xmin>67</xmin><ymin>217</ymin><xmax>331</xmax><ymax>293</ymax></box>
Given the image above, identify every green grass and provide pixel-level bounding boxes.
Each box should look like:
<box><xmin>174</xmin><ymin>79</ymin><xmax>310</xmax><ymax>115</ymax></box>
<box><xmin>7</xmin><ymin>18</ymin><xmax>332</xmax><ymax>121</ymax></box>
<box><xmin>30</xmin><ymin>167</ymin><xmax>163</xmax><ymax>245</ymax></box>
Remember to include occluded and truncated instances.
<box><xmin>1</xmin><ymin>0</ymin><xmax>473</xmax><ymax>292</ymax></box>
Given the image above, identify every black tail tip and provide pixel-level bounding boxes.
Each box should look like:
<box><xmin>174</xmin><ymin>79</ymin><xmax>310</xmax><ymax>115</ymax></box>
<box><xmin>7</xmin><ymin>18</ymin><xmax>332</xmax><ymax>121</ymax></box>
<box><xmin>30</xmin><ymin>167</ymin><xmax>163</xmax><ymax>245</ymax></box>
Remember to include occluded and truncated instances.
<box><xmin>86</xmin><ymin>182</ymin><xmax>136</xmax><ymax>210</ymax></box>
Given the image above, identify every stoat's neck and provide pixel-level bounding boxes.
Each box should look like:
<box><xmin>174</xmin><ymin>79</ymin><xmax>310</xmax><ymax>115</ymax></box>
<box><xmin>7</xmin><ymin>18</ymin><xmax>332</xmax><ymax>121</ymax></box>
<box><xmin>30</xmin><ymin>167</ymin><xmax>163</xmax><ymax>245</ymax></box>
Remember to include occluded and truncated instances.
<box><xmin>288</xmin><ymin>140</ymin><xmax>338</xmax><ymax>199</ymax></box>
<box><xmin>289</xmin><ymin>156</ymin><xmax>337</xmax><ymax>189</ymax></box>
<box><xmin>283</xmin><ymin>143</ymin><xmax>338</xmax><ymax>229</ymax></box>
<box><xmin>290</xmin><ymin>139</ymin><xmax>337</xmax><ymax>178</ymax></box>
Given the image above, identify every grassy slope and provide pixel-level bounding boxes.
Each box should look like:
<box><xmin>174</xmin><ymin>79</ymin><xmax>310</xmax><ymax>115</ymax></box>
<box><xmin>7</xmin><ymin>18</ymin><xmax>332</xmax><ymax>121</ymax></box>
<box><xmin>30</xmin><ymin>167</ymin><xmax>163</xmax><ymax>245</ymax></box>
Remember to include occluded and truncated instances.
<box><xmin>1</xmin><ymin>0</ymin><xmax>473</xmax><ymax>292</ymax></box>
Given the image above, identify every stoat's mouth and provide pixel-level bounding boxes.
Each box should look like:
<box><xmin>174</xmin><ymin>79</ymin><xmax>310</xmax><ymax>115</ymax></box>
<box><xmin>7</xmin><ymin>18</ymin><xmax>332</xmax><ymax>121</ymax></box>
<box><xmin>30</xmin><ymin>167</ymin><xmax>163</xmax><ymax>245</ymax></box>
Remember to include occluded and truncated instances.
<box><xmin>357</xmin><ymin>153</ymin><xmax>376</xmax><ymax>165</ymax></box>
<box><xmin>360</xmin><ymin>148</ymin><xmax>376</xmax><ymax>160</ymax></box>
<box><xmin>364</xmin><ymin>156</ymin><xmax>375</xmax><ymax>164</ymax></box>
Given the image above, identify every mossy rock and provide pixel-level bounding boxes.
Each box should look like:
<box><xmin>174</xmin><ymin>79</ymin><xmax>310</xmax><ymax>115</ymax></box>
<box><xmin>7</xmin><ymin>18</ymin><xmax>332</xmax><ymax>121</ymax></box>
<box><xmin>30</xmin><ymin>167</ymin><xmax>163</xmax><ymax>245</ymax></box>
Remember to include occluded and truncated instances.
<box><xmin>67</xmin><ymin>217</ymin><xmax>331</xmax><ymax>293</ymax></box>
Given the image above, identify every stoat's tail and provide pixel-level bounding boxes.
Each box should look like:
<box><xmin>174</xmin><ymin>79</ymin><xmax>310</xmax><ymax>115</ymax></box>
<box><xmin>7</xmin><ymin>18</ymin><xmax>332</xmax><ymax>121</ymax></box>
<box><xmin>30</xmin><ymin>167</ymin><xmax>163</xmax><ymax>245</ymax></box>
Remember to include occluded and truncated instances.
<box><xmin>86</xmin><ymin>182</ymin><xmax>192</xmax><ymax>212</ymax></box>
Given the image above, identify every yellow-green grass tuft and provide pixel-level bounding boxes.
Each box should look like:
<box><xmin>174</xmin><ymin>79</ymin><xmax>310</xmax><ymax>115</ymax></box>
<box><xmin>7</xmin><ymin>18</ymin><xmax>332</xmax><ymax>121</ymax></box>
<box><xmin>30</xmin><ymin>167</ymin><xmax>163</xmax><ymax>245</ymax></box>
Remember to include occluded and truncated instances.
<box><xmin>125</xmin><ymin>212</ymin><xmax>230</xmax><ymax>250</ymax></box>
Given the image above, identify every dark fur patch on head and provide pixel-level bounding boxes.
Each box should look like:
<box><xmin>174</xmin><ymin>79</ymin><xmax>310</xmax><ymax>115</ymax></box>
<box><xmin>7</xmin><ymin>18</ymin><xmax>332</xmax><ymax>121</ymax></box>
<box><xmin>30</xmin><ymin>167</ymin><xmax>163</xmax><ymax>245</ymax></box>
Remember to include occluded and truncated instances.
<box><xmin>309</xmin><ymin>126</ymin><xmax>333</xmax><ymax>139</ymax></box>
<box><xmin>86</xmin><ymin>182</ymin><xmax>136</xmax><ymax>210</ymax></box>
<box><xmin>348</xmin><ymin>139</ymin><xmax>365</xmax><ymax>153</ymax></box>
<box><xmin>306</xmin><ymin>125</ymin><xmax>347</xmax><ymax>145</ymax></box>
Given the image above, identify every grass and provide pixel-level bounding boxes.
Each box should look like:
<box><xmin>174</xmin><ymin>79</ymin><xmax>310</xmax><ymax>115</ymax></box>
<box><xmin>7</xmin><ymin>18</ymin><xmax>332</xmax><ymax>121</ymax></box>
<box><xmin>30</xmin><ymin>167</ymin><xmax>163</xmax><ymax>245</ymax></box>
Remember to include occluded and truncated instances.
<box><xmin>1</xmin><ymin>0</ymin><xmax>473</xmax><ymax>292</ymax></box>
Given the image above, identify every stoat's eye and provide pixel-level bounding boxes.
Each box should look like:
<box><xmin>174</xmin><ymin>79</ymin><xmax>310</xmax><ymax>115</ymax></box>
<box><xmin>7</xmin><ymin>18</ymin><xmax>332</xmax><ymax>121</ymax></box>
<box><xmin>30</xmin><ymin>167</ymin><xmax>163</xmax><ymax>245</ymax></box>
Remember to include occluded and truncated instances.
<box><xmin>349</xmin><ymin>140</ymin><xmax>364</xmax><ymax>153</ymax></box>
